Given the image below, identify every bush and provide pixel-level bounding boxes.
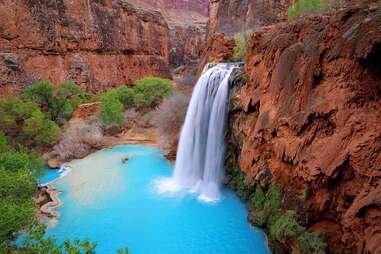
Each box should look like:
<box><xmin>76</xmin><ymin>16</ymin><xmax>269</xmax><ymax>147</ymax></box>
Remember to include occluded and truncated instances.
<box><xmin>23</xmin><ymin>110</ymin><xmax>61</xmax><ymax>145</ymax></box>
<box><xmin>115</xmin><ymin>86</ymin><xmax>135</xmax><ymax>108</ymax></box>
<box><xmin>99</xmin><ymin>93</ymin><xmax>124</xmax><ymax>127</ymax></box>
<box><xmin>0</xmin><ymin>132</ymin><xmax>9</xmax><ymax>153</ymax></box>
<box><xmin>0</xmin><ymin>96</ymin><xmax>39</xmax><ymax>129</ymax></box>
<box><xmin>297</xmin><ymin>232</ymin><xmax>327</xmax><ymax>254</ymax></box>
<box><xmin>150</xmin><ymin>93</ymin><xmax>190</xmax><ymax>146</ymax></box>
<box><xmin>264</xmin><ymin>184</ymin><xmax>283</xmax><ymax>216</ymax></box>
<box><xmin>0</xmin><ymin>97</ymin><xmax>60</xmax><ymax>146</ymax></box>
<box><xmin>231</xmin><ymin>30</ymin><xmax>251</xmax><ymax>62</ymax></box>
<box><xmin>270</xmin><ymin>210</ymin><xmax>302</xmax><ymax>241</ymax></box>
<box><xmin>0</xmin><ymin>166</ymin><xmax>36</xmax><ymax>243</ymax></box>
<box><xmin>248</xmin><ymin>182</ymin><xmax>327</xmax><ymax>253</ymax></box>
<box><xmin>288</xmin><ymin>0</ymin><xmax>331</xmax><ymax>20</ymax></box>
<box><xmin>22</xmin><ymin>80</ymin><xmax>90</xmax><ymax>125</ymax></box>
<box><xmin>133</xmin><ymin>77</ymin><xmax>173</xmax><ymax>107</ymax></box>
<box><xmin>250</xmin><ymin>185</ymin><xmax>266</xmax><ymax>210</ymax></box>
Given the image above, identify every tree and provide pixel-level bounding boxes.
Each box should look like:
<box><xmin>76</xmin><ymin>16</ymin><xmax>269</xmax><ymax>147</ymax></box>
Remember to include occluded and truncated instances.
<box><xmin>133</xmin><ymin>77</ymin><xmax>172</xmax><ymax>107</ymax></box>
<box><xmin>99</xmin><ymin>93</ymin><xmax>124</xmax><ymax>127</ymax></box>
<box><xmin>23</xmin><ymin>110</ymin><xmax>61</xmax><ymax>145</ymax></box>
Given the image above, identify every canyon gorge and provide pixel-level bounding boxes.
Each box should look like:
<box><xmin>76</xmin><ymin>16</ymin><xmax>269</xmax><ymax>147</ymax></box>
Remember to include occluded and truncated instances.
<box><xmin>0</xmin><ymin>0</ymin><xmax>380</xmax><ymax>254</ymax></box>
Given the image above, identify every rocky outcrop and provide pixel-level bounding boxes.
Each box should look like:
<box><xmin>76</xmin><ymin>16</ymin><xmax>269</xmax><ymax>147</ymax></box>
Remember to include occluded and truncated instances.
<box><xmin>0</xmin><ymin>0</ymin><xmax>171</xmax><ymax>96</ymax></box>
<box><xmin>208</xmin><ymin>0</ymin><xmax>293</xmax><ymax>36</ymax></box>
<box><xmin>72</xmin><ymin>102</ymin><xmax>101</xmax><ymax>120</ymax></box>
<box><xmin>226</xmin><ymin>4</ymin><xmax>381</xmax><ymax>254</ymax></box>
<box><xmin>196</xmin><ymin>33</ymin><xmax>235</xmax><ymax>77</ymax></box>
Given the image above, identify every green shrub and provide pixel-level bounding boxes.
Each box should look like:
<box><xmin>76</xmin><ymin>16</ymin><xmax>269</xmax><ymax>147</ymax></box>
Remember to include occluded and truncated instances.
<box><xmin>0</xmin><ymin>150</ymin><xmax>31</xmax><ymax>172</ymax></box>
<box><xmin>0</xmin><ymin>166</ymin><xmax>36</xmax><ymax>243</ymax></box>
<box><xmin>21</xmin><ymin>81</ymin><xmax>54</xmax><ymax>109</ymax></box>
<box><xmin>251</xmin><ymin>185</ymin><xmax>266</xmax><ymax>210</ymax></box>
<box><xmin>297</xmin><ymin>232</ymin><xmax>327</xmax><ymax>254</ymax></box>
<box><xmin>270</xmin><ymin>210</ymin><xmax>302</xmax><ymax>241</ymax></box>
<box><xmin>115</xmin><ymin>86</ymin><xmax>135</xmax><ymax>108</ymax></box>
<box><xmin>0</xmin><ymin>97</ymin><xmax>60</xmax><ymax>145</ymax></box>
<box><xmin>264</xmin><ymin>184</ymin><xmax>283</xmax><ymax>216</ymax></box>
<box><xmin>0</xmin><ymin>132</ymin><xmax>9</xmax><ymax>153</ymax></box>
<box><xmin>133</xmin><ymin>77</ymin><xmax>172</xmax><ymax>107</ymax></box>
<box><xmin>288</xmin><ymin>0</ymin><xmax>331</xmax><ymax>20</ymax></box>
<box><xmin>22</xmin><ymin>80</ymin><xmax>90</xmax><ymax>125</ymax></box>
<box><xmin>0</xmin><ymin>96</ymin><xmax>38</xmax><ymax>129</ymax></box>
<box><xmin>231</xmin><ymin>30</ymin><xmax>251</xmax><ymax>62</ymax></box>
<box><xmin>23</xmin><ymin>110</ymin><xmax>61</xmax><ymax>145</ymax></box>
<box><xmin>99</xmin><ymin>93</ymin><xmax>124</xmax><ymax>127</ymax></box>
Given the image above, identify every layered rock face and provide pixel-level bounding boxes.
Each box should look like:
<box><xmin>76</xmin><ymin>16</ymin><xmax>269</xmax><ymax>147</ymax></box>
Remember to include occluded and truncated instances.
<box><xmin>209</xmin><ymin>0</ymin><xmax>293</xmax><ymax>35</ymax></box>
<box><xmin>0</xmin><ymin>0</ymin><xmax>170</xmax><ymax>96</ymax></box>
<box><xmin>127</xmin><ymin>0</ymin><xmax>209</xmax><ymax>85</ymax></box>
<box><xmin>227</xmin><ymin>5</ymin><xmax>381</xmax><ymax>254</ymax></box>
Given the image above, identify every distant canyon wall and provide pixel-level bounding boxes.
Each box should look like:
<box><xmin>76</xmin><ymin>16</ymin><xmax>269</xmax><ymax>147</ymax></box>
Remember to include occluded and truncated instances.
<box><xmin>0</xmin><ymin>0</ymin><xmax>209</xmax><ymax>97</ymax></box>
<box><xmin>208</xmin><ymin>0</ymin><xmax>293</xmax><ymax>36</ymax></box>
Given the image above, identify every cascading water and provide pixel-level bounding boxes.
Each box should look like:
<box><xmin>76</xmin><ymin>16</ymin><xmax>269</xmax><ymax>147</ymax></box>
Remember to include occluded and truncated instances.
<box><xmin>156</xmin><ymin>63</ymin><xmax>240</xmax><ymax>202</ymax></box>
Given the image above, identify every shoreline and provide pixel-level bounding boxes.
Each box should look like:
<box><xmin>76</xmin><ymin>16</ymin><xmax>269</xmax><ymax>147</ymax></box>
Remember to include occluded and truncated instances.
<box><xmin>40</xmin><ymin>132</ymin><xmax>175</xmax><ymax>223</ymax></box>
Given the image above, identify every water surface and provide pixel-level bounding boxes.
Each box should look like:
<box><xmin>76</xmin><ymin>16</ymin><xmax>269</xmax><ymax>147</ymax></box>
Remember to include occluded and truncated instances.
<box><xmin>47</xmin><ymin>145</ymin><xmax>270</xmax><ymax>254</ymax></box>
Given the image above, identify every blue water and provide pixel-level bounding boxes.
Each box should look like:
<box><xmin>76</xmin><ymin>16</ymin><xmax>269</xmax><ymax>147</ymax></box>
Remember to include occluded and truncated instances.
<box><xmin>39</xmin><ymin>167</ymin><xmax>61</xmax><ymax>186</ymax></box>
<box><xmin>46</xmin><ymin>145</ymin><xmax>270</xmax><ymax>254</ymax></box>
<box><xmin>38</xmin><ymin>166</ymin><xmax>71</xmax><ymax>186</ymax></box>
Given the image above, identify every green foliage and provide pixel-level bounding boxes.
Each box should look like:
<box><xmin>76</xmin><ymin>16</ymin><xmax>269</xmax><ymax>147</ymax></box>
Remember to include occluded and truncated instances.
<box><xmin>99</xmin><ymin>93</ymin><xmax>124</xmax><ymax>127</ymax></box>
<box><xmin>133</xmin><ymin>77</ymin><xmax>172</xmax><ymax>107</ymax></box>
<box><xmin>23</xmin><ymin>110</ymin><xmax>61</xmax><ymax>145</ymax></box>
<box><xmin>0</xmin><ymin>166</ymin><xmax>36</xmax><ymax>243</ymax></box>
<box><xmin>0</xmin><ymin>150</ymin><xmax>32</xmax><ymax>172</ymax></box>
<box><xmin>297</xmin><ymin>232</ymin><xmax>327</xmax><ymax>254</ymax></box>
<box><xmin>250</xmin><ymin>185</ymin><xmax>266</xmax><ymax>210</ymax></box>
<box><xmin>0</xmin><ymin>97</ymin><xmax>60</xmax><ymax>146</ymax></box>
<box><xmin>0</xmin><ymin>96</ymin><xmax>39</xmax><ymax>129</ymax></box>
<box><xmin>22</xmin><ymin>80</ymin><xmax>91</xmax><ymax>125</ymax></box>
<box><xmin>13</xmin><ymin>224</ymin><xmax>97</xmax><ymax>254</ymax></box>
<box><xmin>263</xmin><ymin>184</ymin><xmax>283</xmax><ymax>217</ymax></box>
<box><xmin>98</xmin><ymin>77</ymin><xmax>172</xmax><ymax>126</ymax></box>
<box><xmin>115</xmin><ymin>86</ymin><xmax>135</xmax><ymax>108</ymax></box>
<box><xmin>248</xmin><ymin>182</ymin><xmax>326</xmax><ymax>253</ymax></box>
<box><xmin>288</xmin><ymin>0</ymin><xmax>331</xmax><ymax>20</ymax></box>
<box><xmin>231</xmin><ymin>30</ymin><xmax>251</xmax><ymax>62</ymax></box>
<box><xmin>270</xmin><ymin>210</ymin><xmax>302</xmax><ymax>241</ymax></box>
<box><xmin>0</xmin><ymin>131</ymin><xmax>9</xmax><ymax>153</ymax></box>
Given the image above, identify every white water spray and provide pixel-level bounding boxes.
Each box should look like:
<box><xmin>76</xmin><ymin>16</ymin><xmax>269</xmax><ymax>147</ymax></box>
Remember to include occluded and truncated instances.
<box><xmin>155</xmin><ymin>63</ymin><xmax>239</xmax><ymax>202</ymax></box>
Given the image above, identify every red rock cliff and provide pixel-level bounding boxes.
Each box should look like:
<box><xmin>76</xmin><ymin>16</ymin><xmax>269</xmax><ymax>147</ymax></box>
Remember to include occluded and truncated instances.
<box><xmin>226</xmin><ymin>4</ymin><xmax>381</xmax><ymax>254</ymax></box>
<box><xmin>0</xmin><ymin>0</ymin><xmax>171</xmax><ymax>96</ymax></box>
<box><xmin>208</xmin><ymin>0</ymin><xmax>293</xmax><ymax>36</ymax></box>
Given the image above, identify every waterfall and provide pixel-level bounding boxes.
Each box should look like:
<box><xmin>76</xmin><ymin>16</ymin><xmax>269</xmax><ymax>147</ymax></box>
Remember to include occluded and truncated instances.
<box><xmin>155</xmin><ymin>63</ymin><xmax>239</xmax><ymax>202</ymax></box>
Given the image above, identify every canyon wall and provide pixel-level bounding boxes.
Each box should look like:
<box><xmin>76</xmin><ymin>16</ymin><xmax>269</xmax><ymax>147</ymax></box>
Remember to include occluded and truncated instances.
<box><xmin>226</xmin><ymin>4</ymin><xmax>381</xmax><ymax>254</ymax></box>
<box><xmin>208</xmin><ymin>0</ymin><xmax>293</xmax><ymax>36</ymax></box>
<box><xmin>0</xmin><ymin>0</ymin><xmax>172</xmax><ymax>96</ymax></box>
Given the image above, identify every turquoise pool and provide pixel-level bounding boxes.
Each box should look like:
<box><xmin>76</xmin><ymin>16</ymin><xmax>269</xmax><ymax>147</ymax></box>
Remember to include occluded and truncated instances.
<box><xmin>46</xmin><ymin>145</ymin><xmax>270</xmax><ymax>254</ymax></box>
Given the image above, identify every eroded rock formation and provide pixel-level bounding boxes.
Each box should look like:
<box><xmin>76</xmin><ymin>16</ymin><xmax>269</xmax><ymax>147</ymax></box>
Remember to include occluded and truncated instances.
<box><xmin>208</xmin><ymin>0</ymin><xmax>293</xmax><ymax>36</ymax></box>
<box><xmin>226</xmin><ymin>4</ymin><xmax>381</xmax><ymax>253</ymax></box>
<box><xmin>0</xmin><ymin>0</ymin><xmax>171</xmax><ymax>96</ymax></box>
